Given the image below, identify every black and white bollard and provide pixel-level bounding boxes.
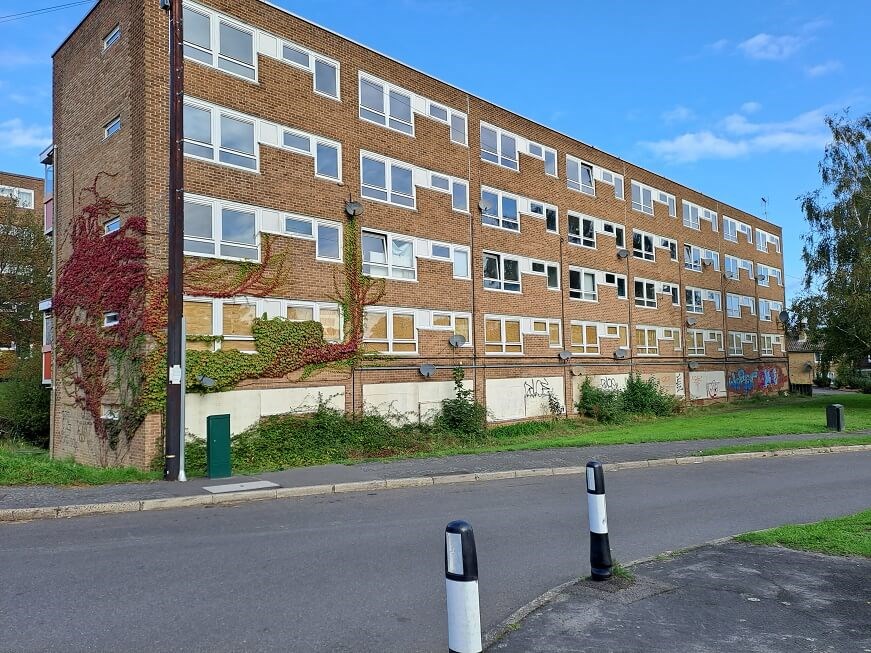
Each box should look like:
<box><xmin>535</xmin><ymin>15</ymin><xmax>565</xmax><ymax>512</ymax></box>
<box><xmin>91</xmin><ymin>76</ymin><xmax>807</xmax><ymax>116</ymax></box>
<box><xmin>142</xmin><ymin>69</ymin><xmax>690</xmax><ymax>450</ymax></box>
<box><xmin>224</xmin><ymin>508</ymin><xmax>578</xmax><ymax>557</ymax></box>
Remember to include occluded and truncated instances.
<box><xmin>586</xmin><ymin>461</ymin><xmax>613</xmax><ymax>581</ymax></box>
<box><xmin>445</xmin><ymin>520</ymin><xmax>482</xmax><ymax>653</ymax></box>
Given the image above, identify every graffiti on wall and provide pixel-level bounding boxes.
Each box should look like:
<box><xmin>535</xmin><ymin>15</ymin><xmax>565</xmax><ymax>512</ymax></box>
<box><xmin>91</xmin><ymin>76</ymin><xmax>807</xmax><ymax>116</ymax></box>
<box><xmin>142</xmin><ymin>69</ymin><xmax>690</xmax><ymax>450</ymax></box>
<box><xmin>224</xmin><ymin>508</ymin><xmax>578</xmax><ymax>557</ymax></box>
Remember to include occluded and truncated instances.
<box><xmin>674</xmin><ymin>372</ymin><xmax>685</xmax><ymax>396</ymax></box>
<box><xmin>727</xmin><ymin>366</ymin><xmax>785</xmax><ymax>394</ymax></box>
<box><xmin>524</xmin><ymin>378</ymin><xmax>555</xmax><ymax>399</ymax></box>
<box><xmin>689</xmin><ymin>371</ymin><xmax>727</xmax><ymax>400</ymax></box>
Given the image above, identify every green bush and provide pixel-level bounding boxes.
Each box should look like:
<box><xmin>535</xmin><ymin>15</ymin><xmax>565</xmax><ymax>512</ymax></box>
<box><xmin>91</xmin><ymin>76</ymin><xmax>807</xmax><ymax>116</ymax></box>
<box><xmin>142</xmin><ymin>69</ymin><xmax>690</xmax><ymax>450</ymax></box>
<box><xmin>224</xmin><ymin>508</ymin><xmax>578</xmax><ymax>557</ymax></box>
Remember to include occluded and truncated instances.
<box><xmin>813</xmin><ymin>374</ymin><xmax>830</xmax><ymax>388</ymax></box>
<box><xmin>434</xmin><ymin>367</ymin><xmax>487</xmax><ymax>442</ymax></box>
<box><xmin>0</xmin><ymin>356</ymin><xmax>50</xmax><ymax>447</ymax></box>
<box><xmin>577</xmin><ymin>377</ymin><xmax>627</xmax><ymax>424</ymax></box>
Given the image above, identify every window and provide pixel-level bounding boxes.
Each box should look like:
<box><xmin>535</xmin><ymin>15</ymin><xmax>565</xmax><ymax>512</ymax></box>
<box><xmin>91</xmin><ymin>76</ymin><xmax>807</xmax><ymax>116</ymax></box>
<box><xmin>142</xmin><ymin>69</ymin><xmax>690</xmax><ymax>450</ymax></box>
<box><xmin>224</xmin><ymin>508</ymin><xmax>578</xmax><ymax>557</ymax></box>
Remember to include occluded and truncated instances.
<box><xmin>566</xmin><ymin>156</ymin><xmax>594</xmax><ymax>195</ymax></box>
<box><xmin>0</xmin><ymin>185</ymin><xmax>34</xmax><ymax>209</ymax></box>
<box><xmin>529</xmin><ymin>201</ymin><xmax>558</xmax><ymax>233</ymax></box>
<box><xmin>761</xmin><ymin>334</ymin><xmax>779</xmax><ymax>356</ymax></box>
<box><xmin>661</xmin><ymin>237</ymin><xmax>678</xmax><ymax>261</ymax></box>
<box><xmin>287</xmin><ymin>303</ymin><xmax>342</xmax><ymax>342</ymax></box>
<box><xmin>570</xmin><ymin>323</ymin><xmax>600</xmax><ymax>354</ymax></box>
<box><xmin>483</xmin><ymin>253</ymin><xmax>521</xmax><ymax>292</ymax></box>
<box><xmin>480</xmin><ymin>123</ymin><xmax>518</xmax><ymax>170</ymax></box>
<box><xmin>600</xmin><ymin>221</ymin><xmax>626</xmax><ymax>248</ymax></box>
<box><xmin>531</xmin><ymin>319</ymin><xmax>562</xmax><ymax>348</ymax></box>
<box><xmin>662</xmin><ymin>328</ymin><xmax>681</xmax><ymax>350</ymax></box>
<box><xmin>184</xmin><ymin>300</ymin><xmax>215</xmax><ymax>350</ymax></box>
<box><xmin>431</xmin><ymin>312</ymin><xmax>473</xmax><ymax>346</ymax></box>
<box><xmin>662</xmin><ymin>283</ymin><xmax>680</xmax><ymax>306</ymax></box>
<box><xmin>759</xmin><ymin>299</ymin><xmax>782</xmax><ymax>321</ymax></box>
<box><xmin>484</xmin><ymin>316</ymin><xmax>522</xmax><ymax>354</ymax></box>
<box><xmin>531</xmin><ymin>261</ymin><xmax>560</xmax><ymax>289</ymax></box>
<box><xmin>596</xmin><ymin>168</ymin><xmax>625</xmax><ymax>200</ymax></box>
<box><xmin>183</xmin><ymin>102</ymin><xmax>256</xmax><ymax>170</ymax></box>
<box><xmin>361</xmin><ymin>155</ymin><xmax>415</xmax><ymax>208</ymax></box>
<box><xmin>183</xmin><ymin>196</ymin><xmax>258</xmax><ymax>261</ymax></box>
<box><xmin>282</xmin><ymin>214</ymin><xmax>342</xmax><ymax>261</ymax></box>
<box><xmin>103</xmin><ymin>312</ymin><xmax>119</xmax><ymax>327</ymax></box>
<box><xmin>104</xmin><ymin>116</ymin><xmax>121</xmax><ymax>139</ymax></box>
<box><xmin>635</xmin><ymin>327</ymin><xmax>658</xmax><ymax>355</ymax></box>
<box><xmin>726</xmin><ymin>294</ymin><xmax>740</xmax><ymax>318</ymax></box>
<box><xmin>103</xmin><ymin>25</ymin><xmax>121</xmax><ymax>51</ymax></box>
<box><xmin>364</xmin><ymin>309</ymin><xmax>417</xmax><ymax>354</ymax></box>
<box><xmin>359</xmin><ymin>74</ymin><xmax>414</xmax><ymax>135</ymax></box>
<box><xmin>682</xmin><ymin>200</ymin><xmax>717</xmax><ymax>231</ymax></box>
<box><xmin>684</xmin><ymin>244</ymin><xmax>701</xmax><ymax>272</ymax></box>
<box><xmin>280</xmin><ymin>40</ymin><xmax>340</xmax><ymax>99</ymax></box>
<box><xmin>362</xmin><ymin>230</ymin><xmax>415</xmax><ymax>280</ymax></box>
<box><xmin>104</xmin><ymin>217</ymin><xmax>120</xmax><ymax>234</ymax></box>
<box><xmin>183</xmin><ymin>6</ymin><xmax>255</xmax><ymax>80</ymax></box>
<box><xmin>277</xmin><ymin>126</ymin><xmax>341</xmax><ymax>181</ymax></box>
<box><xmin>604</xmin><ymin>324</ymin><xmax>629</xmax><ymax>347</ymax></box>
<box><xmin>569</xmin><ymin>269</ymin><xmax>597</xmax><ymax>301</ymax></box>
<box><xmin>632</xmin><ymin>231</ymin><xmax>655</xmax><ymax>261</ymax></box>
<box><xmin>728</xmin><ymin>332</ymin><xmax>743</xmax><ymax>356</ymax></box>
<box><xmin>686</xmin><ymin>288</ymin><xmax>703</xmax><ymax>313</ymax></box>
<box><xmin>480</xmin><ymin>188</ymin><xmax>519</xmax><ymax>231</ymax></box>
<box><xmin>43</xmin><ymin>315</ymin><xmax>53</xmax><ymax>348</ymax></box>
<box><xmin>724</xmin><ymin>256</ymin><xmax>739</xmax><ymax>280</ymax></box>
<box><xmin>427</xmin><ymin>102</ymin><xmax>468</xmax><ymax>145</ymax></box>
<box><xmin>723</xmin><ymin>217</ymin><xmax>738</xmax><ymax>242</ymax></box>
<box><xmin>634</xmin><ymin>280</ymin><xmax>656</xmax><ymax>308</ymax></box>
<box><xmin>221</xmin><ymin>301</ymin><xmax>257</xmax><ymax>352</ymax></box>
<box><xmin>603</xmin><ymin>273</ymin><xmax>627</xmax><ymax>299</ymax></box>
<box><xmin>631</xmin><ymin>181</ymin><xmax>653</xmax><ymax>215</ymax></box>
<box><xmin>429</xmin><ymin>242</ymin><xmax>470</xmax><ymax>279</ymax></box>
<box><xmin>545</xmin><ymin>150</ymin><xmax>557</xmax><ymax>176</ymax></box>
<box><xmin>687</xmin><ymin>330</ymin><xmax>705</xmax><ymax>356</ymax></box>
<box><xmin>568</xmin><ymin>214</ymin><xmax>596</xmax><ymax>248</ymax></box>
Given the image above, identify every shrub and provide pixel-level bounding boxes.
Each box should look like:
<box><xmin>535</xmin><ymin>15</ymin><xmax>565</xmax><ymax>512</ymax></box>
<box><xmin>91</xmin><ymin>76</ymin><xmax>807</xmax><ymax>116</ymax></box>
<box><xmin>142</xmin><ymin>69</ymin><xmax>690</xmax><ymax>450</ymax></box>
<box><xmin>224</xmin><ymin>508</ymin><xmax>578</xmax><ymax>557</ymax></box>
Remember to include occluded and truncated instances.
<box><xmin>0</xmin><ymin>356</ymin><xmax>50</xmax><ymax>447</ymax></box>
<box><xmin>577</xmin><ymin>377</ymin><xmax>626</xmax><ymax>424</ymax></box>
<box><xmin>622</xmin><ymin>373</ymin><xmax>681</xmax><ymax>417</ymax></box>
<box><xmin>434</xmin><ymin>367</ymin><xmax>487</xmax><ymax>442</ymax></box>
<box><xmin>813</xmin><ymin>374</ymin><xmax>830</xmax><ymax>388</ymax></box>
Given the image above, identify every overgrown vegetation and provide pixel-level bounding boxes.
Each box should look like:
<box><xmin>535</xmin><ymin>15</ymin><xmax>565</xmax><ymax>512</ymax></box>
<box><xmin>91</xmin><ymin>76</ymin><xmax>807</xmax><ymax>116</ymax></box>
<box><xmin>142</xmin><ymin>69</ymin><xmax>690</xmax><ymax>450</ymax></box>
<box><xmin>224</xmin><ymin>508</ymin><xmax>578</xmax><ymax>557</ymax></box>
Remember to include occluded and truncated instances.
<box><xmin>736</xmin><ymin>509</ymin><xmax>871</xmax><ymax>557</ymax></box>
<box><xmin>576</xmin><ymin>374</ymin><xmax>682</xmax><ymax>424</ymax></box>
<box><xmin>433</xmin><ymin>367</ymin><xmax>487</xmax><ymax>443</ymax></box>
<box><xmin>0</xmin><ymin>356</ymin><xmax>50</xmax><ymax>447</ymax></box>
<box><xmin>0</xmin><ymin>439</ymin><xmax>158</xmax><ymax>486</ymax></box>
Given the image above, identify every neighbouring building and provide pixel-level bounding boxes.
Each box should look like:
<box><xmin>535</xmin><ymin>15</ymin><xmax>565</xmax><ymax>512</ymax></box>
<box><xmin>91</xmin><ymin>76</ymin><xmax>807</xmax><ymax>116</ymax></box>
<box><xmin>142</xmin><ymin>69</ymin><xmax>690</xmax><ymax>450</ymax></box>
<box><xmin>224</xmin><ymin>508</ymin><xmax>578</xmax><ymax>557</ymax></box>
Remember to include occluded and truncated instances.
<box><xmin>0</xmin><ymin>171</ymin><xmax>46</xmax><ymax>379</ymax></box>
<box><xmin>47</xmin><ymin>0</ymin><xmax>788</xmax><ymax>468</ymax></box>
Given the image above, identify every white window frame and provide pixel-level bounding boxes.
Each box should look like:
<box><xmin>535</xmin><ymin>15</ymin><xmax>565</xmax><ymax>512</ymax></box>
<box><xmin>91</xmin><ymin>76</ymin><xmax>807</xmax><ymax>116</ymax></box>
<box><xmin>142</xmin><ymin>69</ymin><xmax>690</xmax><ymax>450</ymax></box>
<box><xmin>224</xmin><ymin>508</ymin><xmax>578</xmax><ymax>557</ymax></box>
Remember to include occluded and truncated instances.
<box><xmin>634</xmin><ymin>279</ymin><xmax>657</xmax><ymax>308</ymax></box>
<box><xmin>529</xmin><ymin>200</ymin><xmax>558</xmax><ymax>233</ymax></box>
<box><xmin>529</xmin><ymin>318</ymin><xmax>563</xmax><ymax>349</ymax></box>
<box><xmin>728</xmin><ymin>332</ymin><xmax>744</xmax><ymax>356</ymax></box>
<box><xmin>635</xmin><ymin>326</ymin><xmax>659</xmax><ymax>356</ymax></box>
<box><xmin>104</xmin><ymin>217</ymin><xmax>120</xmax><ymax>234</ymax></box>
<box><xmin>569</xmin><ymin>267</ymin><xmax>598</xmax><ymax>302</ymax></box>
<box><xmin>182</xmin><ymin>98</ymin><xmax>258</xmax><ymax>172</ymax></box>
<box><xmin>480</xmin><ymin>122</ymin><xmax>519</xmax><ymax>171</ymax></box>
<box><xmin>0</xmin><ymin>186</ymin><xmax>35</xmax><ymax>209</ymax></box>
<box><xmin>281</xmin><ymin>213</ymin><xmax>343</xmax><ymax>262</ymax></box>
<box><xmin>360</xmin><ymin>152</ymin><xmax>417</xmax><ymax>209</ymax></box>
<box><xmin>280</xmin><ymin>41</ymin><xmax>340</xmax><ymax>101</ymax></box>
<box><xmin>632</xmin><ymin>229</ymin><xmax>656</xmax><ymax>261</ymax></box>
<box><xmin>363</xmin><ymin>307</ymin><xmax>418</xmax><ymax>355</ymax></box>
<box><xmin>761</xmin><ymin>334</ymin><xmax>780</xmax><ymax>356</ymax></box>
<box><xmin>594</xmin><ymin>166</ymin><xmax>624</xmax><ymax>200</ymax></box>
<box><xmin>358</xmin><ymin>72</ymin><xmax>415</xmax><ymax>136</ymax></box>
<box><xmin>566</xmin><ymin>155</ymin><xmax>595</xmax><ymax>196</ymax></box>
<box><xmin>427</xmin><ymin>241</ymin><xmax>472</xmax><ymax>279</ymax></box>
<box><xmin>182</xmin><ymin>2</ymin><xmax>257</xmax><ymax>82</ymax></box>
<box><xmin>280</xmin><ymin>126</ymin><xmax>342</xmax><ymax>182</ymax></box>
<box><xmin>183</xmin><ymin>193</ymin><xmax>261</xmax><ymax>262</ymax></box>
<box><xmin>104</xmin><ymin>116</ymin><xmax>121</xmax><ymax>139</ymax></box>
<box><xmin>103</xmin><ymin>312</ymin><xmax>119</xmax><ymax>328</ymax></box>
<box><xmin>682</xmin><ymin>199</ymin><xmax>718</xmax><ymax>232</ymax></box>
<box><xmin>527</xmin><ymin>142</ymin><xmax>558</xmax><ymax>177</ymax></box>
<box><xmin>484</xmin><ymin>315</ymin><xmax>523</xmax><ymax>355</ymax></box>
<box><xmin>429</xmin><ymin>172</ymin><xmax>469</xmax><ymax>213</ymax></box>
<box><xmin>603</xmin><ymin>272</ymin><xmax>627</xmax><ymax>299</ymax></box>
<box><xmin>480</xmin><ymin>187</ymin><xmax>520</xmax><ymax>232</ymax></box>
<box><xmin>568</xmin><ymin>212</ymin><xmax>596</xmax><ymax>248</ymax></box>
<box><xmin>361</xmin><ymin>229</ymin><xmax>417</xmax><ymax>281</ymax></box>
<box><xmin>103</xmin><ymin>24</ymin><xmax>121</xmax><ymax>51</ymax></box>
<box><xmin>428</xmin><ymin>311</ymin><xmax>473</xmax><ymax>347</ymax></box>
<box><xmin>482</xmin><ymin>251</ymin><xmax>522</xmax><ymax>293</ymax></box>
<box><xmin>570</xmin><ymin>321</ymin><xmax>601</xmax><ymax>355</ymax></box>
<box><xmin>631</xmin><ymin>180</ymin><xmax>676</xmax><ymax>217</ymax></box>
<box><xmin>726</xmin><ymin>293</ymin><xmax>741</xmax><ymax>318</ymax></box>
<box><xmin>685</xmin><ymin>287</ymin><xmax>704</xmax><ymax>314</ymax></box>
<box><xmin>427</xmin><ymin>100</ymin><xmax>468</xmax><ymax>146</ymax></box>
<box><xmin>687</xmin><ymin>330</ymin><xmax>706</xmax><ymax>356</ymax></box>
<box><xmin>530</xmin><ymin>260</ymin><xmax>560</xmax><ymax>290</ymax></box>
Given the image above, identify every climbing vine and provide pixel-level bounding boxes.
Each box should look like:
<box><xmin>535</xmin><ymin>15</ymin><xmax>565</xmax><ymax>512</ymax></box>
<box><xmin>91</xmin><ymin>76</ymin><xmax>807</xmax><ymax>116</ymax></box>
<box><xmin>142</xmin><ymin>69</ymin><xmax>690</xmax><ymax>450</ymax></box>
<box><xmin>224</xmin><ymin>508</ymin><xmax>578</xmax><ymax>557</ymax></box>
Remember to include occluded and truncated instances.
<box><xmin>57</xmin><ymin>181</ymin><xmax>385</xmax><ymax>452</ymax></box>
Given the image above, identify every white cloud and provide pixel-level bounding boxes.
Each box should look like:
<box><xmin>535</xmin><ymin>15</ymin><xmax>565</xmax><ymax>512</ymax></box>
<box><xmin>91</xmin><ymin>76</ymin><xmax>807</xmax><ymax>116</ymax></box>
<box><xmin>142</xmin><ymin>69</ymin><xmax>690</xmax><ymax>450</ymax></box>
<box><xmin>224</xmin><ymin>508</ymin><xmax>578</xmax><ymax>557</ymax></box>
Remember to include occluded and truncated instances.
<box><xmin>740</xmin><ymin>101</ymin><xmax>762</xmax><ymax>114</ymax></box>
<box><xmin>738</xmin><ymin>33</ymin><xmax>806</xmax><ymax>60</ymax></box>
<box><xmin>0</xmin><ymin>119</ymin><xmax>52</xmax><ymax>150</ymax></box>
<box><xmin>641</xmin><ymin>106</ymin><xmax>830</xmax><ymax>163</ymax></box>
<box><xmin>662</xmin><ymin>105</ymin><xmax>695</xmax><ymax>123</ymax></box>
<box><xmin>707</xmin><ymin>38</ymin><xmax>730</xmax><ymax>52</ymax></box>
<box><xmin>805</xmin><ymin>60</ymin><xmax>842</xmax><ymax>77</ymax></box>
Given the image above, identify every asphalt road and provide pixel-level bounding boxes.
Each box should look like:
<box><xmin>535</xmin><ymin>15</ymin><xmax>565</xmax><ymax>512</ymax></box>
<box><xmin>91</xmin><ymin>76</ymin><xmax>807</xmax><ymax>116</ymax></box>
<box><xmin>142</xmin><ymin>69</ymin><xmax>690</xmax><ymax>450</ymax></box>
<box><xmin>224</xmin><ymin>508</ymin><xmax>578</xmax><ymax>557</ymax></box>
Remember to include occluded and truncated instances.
<box><xmin>2</xmin><ymin>452</ymin><xmax>869</xmax><ymax>653</ymax></box>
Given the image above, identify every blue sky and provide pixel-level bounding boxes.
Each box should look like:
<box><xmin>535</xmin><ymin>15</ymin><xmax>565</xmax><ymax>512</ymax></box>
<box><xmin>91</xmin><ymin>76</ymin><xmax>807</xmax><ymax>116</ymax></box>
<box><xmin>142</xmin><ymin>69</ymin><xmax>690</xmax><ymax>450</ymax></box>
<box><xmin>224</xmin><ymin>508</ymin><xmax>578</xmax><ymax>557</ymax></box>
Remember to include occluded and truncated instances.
<box><xmin>1</xmin><ymin>0</ymin><xmax>868</xmax><ymax>301</ymax></box>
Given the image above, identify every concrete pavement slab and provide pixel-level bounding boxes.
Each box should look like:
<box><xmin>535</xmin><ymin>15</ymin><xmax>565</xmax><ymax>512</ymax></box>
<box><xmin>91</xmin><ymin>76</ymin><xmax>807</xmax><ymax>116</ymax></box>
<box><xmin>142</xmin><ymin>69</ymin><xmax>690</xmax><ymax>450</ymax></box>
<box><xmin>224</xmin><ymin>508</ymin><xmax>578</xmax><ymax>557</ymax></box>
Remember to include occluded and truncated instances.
<box><xmin>490</xmin><ymin>542</ymin><xmax>871</xmax><ymax>652</ymax></box>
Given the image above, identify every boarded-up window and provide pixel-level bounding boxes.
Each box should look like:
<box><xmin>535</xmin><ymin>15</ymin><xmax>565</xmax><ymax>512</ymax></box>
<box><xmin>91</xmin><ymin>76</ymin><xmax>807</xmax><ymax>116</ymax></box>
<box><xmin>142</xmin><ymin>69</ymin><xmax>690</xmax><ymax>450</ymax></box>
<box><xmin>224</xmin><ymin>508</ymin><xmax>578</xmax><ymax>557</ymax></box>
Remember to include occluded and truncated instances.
<box><xmin>320</xmin><ymin>307</ymin><xmax>341</xmax><ymax>341</ymax></box>
<box><xmin>287</xmin><ymin>306</ymin><xmax>314</xmax><ymax>321</ymax></box>
<box><xmin>184</xmin><ymin>301</ymin><xmax>213</xmax><ymax>335</ymax></box>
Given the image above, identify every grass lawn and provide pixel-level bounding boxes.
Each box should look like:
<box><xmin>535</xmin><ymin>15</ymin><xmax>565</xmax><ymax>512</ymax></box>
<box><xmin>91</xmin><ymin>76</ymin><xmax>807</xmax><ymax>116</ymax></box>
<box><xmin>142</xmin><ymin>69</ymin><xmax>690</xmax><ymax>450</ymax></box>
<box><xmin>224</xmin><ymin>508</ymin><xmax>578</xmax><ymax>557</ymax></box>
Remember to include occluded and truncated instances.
<box><xmin>698</xmin><ymin>434</ymin><xmax>871</xmax><ymax>456</ymax></box>
<box><xmin>403</xmin><ymin>392</ymin><xmax>871</xmax><ymax>461</ymax></box>
<box><xmin>0</xmin><ymin>439</ymin><xmax>160</xmax><ymax>486</ymax></box>
<box><xmin>736</xmin><ymin>510</ymin><xmax>871</xmax><ymax>557</ymax></box>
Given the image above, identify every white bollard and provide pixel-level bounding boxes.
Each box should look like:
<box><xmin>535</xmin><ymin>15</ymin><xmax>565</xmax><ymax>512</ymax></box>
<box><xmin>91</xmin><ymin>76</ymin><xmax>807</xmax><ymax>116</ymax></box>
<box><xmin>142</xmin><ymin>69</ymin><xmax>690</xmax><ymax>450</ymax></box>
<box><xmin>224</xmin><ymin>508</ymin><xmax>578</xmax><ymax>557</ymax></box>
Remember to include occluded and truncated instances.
<box><xmin>586</xmin><ymin>461</ymin><xmax>613</xmax><ymax>581</ymax></box>
<box><xmin>445</xmin><ymin>520</ymin><xmax>482</xmax><ymax>653</ymax></box>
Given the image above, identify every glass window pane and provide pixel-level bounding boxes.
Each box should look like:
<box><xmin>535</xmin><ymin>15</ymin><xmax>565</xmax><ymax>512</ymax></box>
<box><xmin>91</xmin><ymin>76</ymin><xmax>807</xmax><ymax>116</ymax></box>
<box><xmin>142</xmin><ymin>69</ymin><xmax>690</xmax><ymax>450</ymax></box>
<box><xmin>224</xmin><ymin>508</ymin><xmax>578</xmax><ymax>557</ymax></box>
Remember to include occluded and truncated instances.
<box><xmin>221</xmin><ymin>208</ymin><xmax>255</xmax><ymax>244</ymax></box>
<box><xmin>183</xmin><ymin>8</ymin><xmax>210</xmax><ymax>50</ymax></box>
<box><xmin>360</xmin><ymin>78</ymin><xmax>384</xmax><ymax>113</ymax></box>
<box><xmin>184</xmin><ymin>104</ymin><xmax>212</xmax><ymax>144</ymax></box>
<box><xmin>284</xmin><ymin>131</ymin><xmax>310</xmax><ymax>152</ymax></box>
<box><xmin>391</xmin><ymin>238</ymin><xmax>414</xmax><ymax>268</ymax></box>
<box><xmin>183</xmin><ymin>238</ymin><xmax>214</xmax><ymax>255</ymax></box>
<box><xmin>429</xmin><ymin>104</ymin><xmax>448</xmax><ymax>121</ymax></box>
<box><xmin>362</xmin><ymin>232</ymin><xmax>387</xmax><ymax>264</ymax></box>
<box><xmin>432</xmin><ymin>313</ymin><xmax>452</xmax><ymax>327</ymax></box>
<box><xmin>389</xmin><ymin>90</ymin><xmax>412</xmax><ymax>122</ymax></box>
<box><xmin>431</xmin><ymin>175</ymin><xmax>450</xmax><ymax>191</ymax></box>
<box><xmin>362</xmin><ymin>157</ymin><xmax>386</xmax><ymax>190</ymax></box>
<box><xmin>220</xmin><ymin>115</ymin><xmax>254</xmax><ymax>154</ymax></box>
<box><xmin>283</xmin><ymin>44</ymin><xmax>309</xmax><ymax>67</ymax></box>
<box><xmin>503</xmin><ymin>258</ymin><xmax>519</xmax><ymax>282</ymax></box>
<box><xmin>218</xmin><ymin>150</ymin><xmax>255</xmax><ymax>169</ymax></box>
<box><xmin>285</xmin><ymin>217</ymin><xmax>312</xmax><ymax>236</ymax></box>
<box><xmin>547</xmin><ymin>266</ymin><xmax>559</xmax><ymax>288</ymax></box>
<box><xmin>500</xmin><ymin>133</ymin><xmax>516</xmax><ymax>162</ymax></box>
<box><xmin>316</xmin><ymin>224</ymin><xmax>340</xmax><ymax>259</ymax></box>
<box><xmin>450</xmin><ymin>114</ymin><xmax>466</xmax><ymax>144</ymax></box>
<box><xmin>315</xmin><ymin>143</ymin><xmax>339</xmax><ymax>179</ymax></box>
<box><xmin>223</xmin><ymin>303</ymin><xmax>256</xmax><ymax>337</ymax></box>
<box><xmin>314</xmin><ymin>59</ymin><xmax>338</xmax><ymax>97</ymax></box>
<box><xmin>184</xmin><ymin>301</ymin><xmax>213</xmax><ymax>335</ymax></box>
<box><xmin>480</xmin><ymin>125</ymin><xmax>498</xmax><ymax>154</ymax></box>
<box><xmin>219</xmin><ymin>22</ymin><xmax>253</xmax><ymax>65</ymax></box>
<box><xmin>184</xmin><ymin>201</ymin><xmax>212</xmax><ymax>238</ymax></box>
<box><xmin>501</xmin><ymin>195</ymin><xmax>517</xmax><ymax>220</ymax></box>
<box><xmin>453</xmin><ymin>249</ymin><xmax>469</xmax><ymax>277</ymax></box>
<box><xmin>432</xmin><ymin>244</ymin><xmax>450</xmax><ymax>258</ymax></box>
<box><xmin>483</xmin><ymin>254</ymin><xmax>500</xmax><ymax>280</ymax></box>
<box><xmin>390</xmin><ymin>165</ymin><xmax>413</xmax><ymax>196</ymax></box>
<box><xmin>364</xmin><ymin>312</ymin><xmax>388</xmax><ymax>340</ymax></box>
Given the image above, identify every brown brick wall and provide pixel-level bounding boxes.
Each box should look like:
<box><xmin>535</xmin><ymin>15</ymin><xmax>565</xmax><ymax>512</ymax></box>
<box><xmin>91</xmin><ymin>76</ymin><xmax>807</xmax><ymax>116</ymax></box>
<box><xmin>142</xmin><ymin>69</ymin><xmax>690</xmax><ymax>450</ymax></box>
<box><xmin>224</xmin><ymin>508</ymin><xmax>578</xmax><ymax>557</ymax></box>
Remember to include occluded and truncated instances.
<box><xmin>50</xmin><ymin>0</ymin><xmax>788</xmax><ymax>467</ymax></box>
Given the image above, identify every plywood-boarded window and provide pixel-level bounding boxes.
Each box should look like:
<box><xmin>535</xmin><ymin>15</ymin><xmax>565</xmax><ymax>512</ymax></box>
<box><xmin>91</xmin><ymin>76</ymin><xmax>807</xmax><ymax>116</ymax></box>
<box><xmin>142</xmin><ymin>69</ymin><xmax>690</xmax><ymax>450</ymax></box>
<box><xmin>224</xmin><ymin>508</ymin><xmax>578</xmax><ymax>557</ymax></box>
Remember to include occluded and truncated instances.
<box><xmin>392</xmin><ymin>313</ymin><xmax>416</xmax><ymax>352</ymax></box>
<box><xmin>454</xmin><ymin>316</ymin><xmax>470</xmax><ymax>344</ymax></box>
<box><xmin>319</xmin><ymin>307</ymin><xmax>341</xmax><ymax>341</ymax></box>
<box><xmin>222</xmin><ymin>302</ymin><xmax>256</xmax><ymax>352</ymax></box>
<box><xmin>287</xmin><ymin>306</ymin><xmax>314</xmax><ymax>321</ymax></box>
<box><xmin>185</xmin><ymin>300</ymin><xmax>214</xmax><ymax>351</ymax></box>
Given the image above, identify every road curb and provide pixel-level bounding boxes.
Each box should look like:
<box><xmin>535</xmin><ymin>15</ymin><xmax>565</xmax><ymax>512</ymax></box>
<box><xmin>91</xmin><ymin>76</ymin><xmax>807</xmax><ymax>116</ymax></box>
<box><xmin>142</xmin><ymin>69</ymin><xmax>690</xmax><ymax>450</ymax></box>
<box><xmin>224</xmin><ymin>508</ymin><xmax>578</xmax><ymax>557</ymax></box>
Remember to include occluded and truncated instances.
<box><xmin>2</xmin><ymin>444</ymin><xmax>869</xmax><ymax>523</ymax></box>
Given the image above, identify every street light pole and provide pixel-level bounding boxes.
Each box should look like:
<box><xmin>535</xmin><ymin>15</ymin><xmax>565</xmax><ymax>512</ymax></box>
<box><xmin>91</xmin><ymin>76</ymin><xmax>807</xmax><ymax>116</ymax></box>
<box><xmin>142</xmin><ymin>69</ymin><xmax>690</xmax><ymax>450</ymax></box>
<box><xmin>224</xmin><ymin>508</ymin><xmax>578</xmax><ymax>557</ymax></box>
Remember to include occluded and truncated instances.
<box><xmin>163</xmin><ymin>0</ymin><xmax>184</xmax><ymax>481</ymax></box>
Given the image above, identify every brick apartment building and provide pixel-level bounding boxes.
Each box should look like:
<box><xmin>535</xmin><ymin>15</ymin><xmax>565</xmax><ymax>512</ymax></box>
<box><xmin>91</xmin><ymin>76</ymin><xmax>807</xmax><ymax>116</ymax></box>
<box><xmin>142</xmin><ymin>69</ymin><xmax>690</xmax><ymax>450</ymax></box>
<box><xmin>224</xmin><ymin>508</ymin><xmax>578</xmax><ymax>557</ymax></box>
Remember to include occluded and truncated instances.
<box><xmin>47</xmin><ymin>0</ymin><xmax>787</xmax><ymax>467</ymax></box>
<box><xmin>0</xmin><ymin>171</ymin><xmax>46</xmax><ymax>378</ymax></box>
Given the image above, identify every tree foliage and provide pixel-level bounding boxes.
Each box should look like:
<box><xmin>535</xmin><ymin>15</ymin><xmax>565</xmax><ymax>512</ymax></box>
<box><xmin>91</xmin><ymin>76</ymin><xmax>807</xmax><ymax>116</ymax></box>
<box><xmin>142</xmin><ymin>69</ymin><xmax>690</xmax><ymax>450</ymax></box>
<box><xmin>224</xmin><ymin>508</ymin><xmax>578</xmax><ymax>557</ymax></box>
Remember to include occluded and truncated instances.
<box><xmin>0</xmin><ymin>197</ymin><xmax>51</xmax><ymax>354</ymax></box>
<box><xmin>792</xmin><ymin>111</ymin><xmax>871</xmax><ymax>368</ymax></box>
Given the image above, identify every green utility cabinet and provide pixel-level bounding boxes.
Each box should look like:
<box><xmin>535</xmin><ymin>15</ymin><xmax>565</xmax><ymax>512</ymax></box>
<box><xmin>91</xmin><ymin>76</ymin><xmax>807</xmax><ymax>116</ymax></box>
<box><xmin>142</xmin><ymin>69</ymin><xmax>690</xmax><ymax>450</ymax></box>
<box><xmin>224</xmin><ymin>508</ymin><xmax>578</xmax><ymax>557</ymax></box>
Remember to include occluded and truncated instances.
<box><xmin>206</xmin><ymin>414</ymin><xmax>232</xmax><ymax>478</ymax></box>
